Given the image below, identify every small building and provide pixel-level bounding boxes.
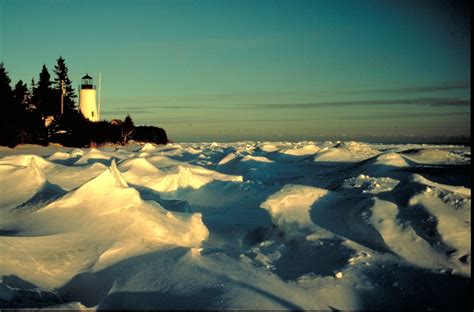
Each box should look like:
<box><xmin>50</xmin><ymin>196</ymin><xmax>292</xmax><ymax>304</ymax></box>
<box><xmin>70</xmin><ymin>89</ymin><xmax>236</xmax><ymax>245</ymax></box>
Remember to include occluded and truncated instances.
<box><xmin>110</xmin><ymin>119</ymin><xmax>123</xmax><ymax>126</ymax></box>
<box><xmin>79</xmin><ymin>74</ymin><xmax>99</xmax><ymax>122</ymax></box>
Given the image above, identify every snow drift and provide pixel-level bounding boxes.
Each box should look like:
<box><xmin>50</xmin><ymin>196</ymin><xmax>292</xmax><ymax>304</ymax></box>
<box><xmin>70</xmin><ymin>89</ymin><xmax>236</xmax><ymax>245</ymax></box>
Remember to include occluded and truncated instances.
<box><xmin>0</xmin><ymin>160</ymin><xmax>208</xmax><ymax>289</ymax></box>
<box><xmin>0</xmin><ymin>141</ymin><xmax>470</xmax><ymax>310</ymax></box>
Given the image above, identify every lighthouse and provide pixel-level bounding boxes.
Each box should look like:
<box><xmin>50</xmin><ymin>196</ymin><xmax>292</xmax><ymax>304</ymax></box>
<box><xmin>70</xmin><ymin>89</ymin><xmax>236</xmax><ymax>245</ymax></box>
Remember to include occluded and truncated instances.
<box><xmin>79</xmin><ymin>74</ymin><xmax>99</xmax><ymax>121</ymax></box>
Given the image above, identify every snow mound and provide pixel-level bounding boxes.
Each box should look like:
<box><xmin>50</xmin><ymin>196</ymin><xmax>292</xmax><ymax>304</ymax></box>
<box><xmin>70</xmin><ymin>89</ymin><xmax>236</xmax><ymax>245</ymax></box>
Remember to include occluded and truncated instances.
<box><xmin>140</xmin><ymin>143</ymin><xmax>157</xmax><ymax>152</ymax></box>
<box><xmin>0</xmin><ymin>157</ymin><xmax>47</xmax><ymax>211</ymax></box>
<box><xmin>69</xmin><ymin>148</ymin><xmax>85</xmax><ymax>157</ymax></box>
<box><xmin>0</xmin><ymin>160</ymin><xmax>209</xmax><ymax>288</ymax></box>
<box><xmin>153</xmin><ymin>165</ymin><xmax>243</xmax><ymax>192</ymax></box>
<box><xmin>280</xmin><ymin>144</ymin><xmax>320</xmax><ymax>156</ymax></box>
<box><xmin>259</xmin><ymin>144</ymin><xmax>280</xmax><ymax>153</ymax></box>
<box><xmin>157</xmin><ymin>147</ymin><xmax>184</xmax><ymax>157</ymax></box>
<box><xmin>368</xmin><ymin>198</ymin><xmax>452</xmax><ymax>270</ymax></box>
<box><xmin>408</xmin><ymin>179</ymin><xmax>470</xmax><ymax>275</ymax></box>
<box><xmin>44</xmin><ymin>162</ymin><xmax>107</xmax><ymax>191</ymax></box>
<box><xmin>314</xmin><ymin>142</ymin><xmax>379</xmax><ymax>162</ymax></box>
<box><xmin>48</xmin><ymin>151</ymin><xmax>72</xmax><ymax>161</ymax></box>
<box><xmin>0</xmin><ymin>154</ymin><xmax>53</xmax><ymax>169</ymax></box>
<box><xmin>217</xmin><ymin>152</ymin><xmax>238</xmax><ymax>165</ymax></box>
<box><xmin>241</xmin><ymin>155</ymin><xmax>274</xmax><ymax>163</ymax></box>
<box><xmin>184</xmin><ymin>146</ymin><xmax>201</xmax><ymax>154</ymax></box>
<box><xmin>260</xmin><ymin>184</ymin><xmax>332</xmax><ymax>238</ymax></box>
<box><xmin>119</xmin><ymin>157</ymin><xmax>161</xmax><ymax>176</ymax></box>
<box><xmin>121</xmin><ymin>158</ymin><xmax>243</xmax><ymax>193</ymax></box>
<box><xmin>412</xmin><ymin>174</ymin><xmax>470</xmax><ymax>197</ymax></box>
<box><xmin>74</xmin><ymin>148</ymin><xmax>110</xmax><ymax>165</ymax></box>
<box><xmin>371</xmin><ymin>152</ymin><xmax>411</xmax><ymax>168</ymax></box>
<box><xmin>343</xmin><ymin>174</ymin><xmax>399</xmax><ymax>194</ymax></box>
<box><xmin>41</xmin><ymin>160</ymin><xmax>136</xmax><ymax>213</ymax></box>
<box><xmin>402</xmin><ymin>148</ymin><xmax>469</xmax><ymax>165</ymax></box>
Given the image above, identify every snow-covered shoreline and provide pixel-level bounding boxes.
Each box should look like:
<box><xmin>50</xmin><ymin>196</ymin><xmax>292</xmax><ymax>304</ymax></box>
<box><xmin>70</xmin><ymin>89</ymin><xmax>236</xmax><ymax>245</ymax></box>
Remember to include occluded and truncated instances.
<box><xmin>0</xmin><ymin>141</ymin><xmax>470</xmax><ymax>310</ymax></box>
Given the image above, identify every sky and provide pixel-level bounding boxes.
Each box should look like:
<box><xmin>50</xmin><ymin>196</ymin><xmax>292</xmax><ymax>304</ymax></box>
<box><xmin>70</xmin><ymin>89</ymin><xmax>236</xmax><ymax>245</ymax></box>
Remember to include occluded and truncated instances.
<box><xmin>0</xmin><ymin>0</ymin><xmax>471</xmax><ymax>142</ymax></box>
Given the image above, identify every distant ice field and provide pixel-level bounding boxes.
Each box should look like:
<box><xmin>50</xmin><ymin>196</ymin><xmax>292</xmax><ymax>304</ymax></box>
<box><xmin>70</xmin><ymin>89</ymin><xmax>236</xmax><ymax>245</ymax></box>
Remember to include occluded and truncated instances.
<box><xmin>0</xmin><ymin>141</ymin><xmax>470</xmax><ymax>310</ymax></box>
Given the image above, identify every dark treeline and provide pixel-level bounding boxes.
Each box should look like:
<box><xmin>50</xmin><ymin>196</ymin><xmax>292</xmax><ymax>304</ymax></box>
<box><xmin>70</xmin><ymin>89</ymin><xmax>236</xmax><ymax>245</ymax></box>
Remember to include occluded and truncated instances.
<box><xmin>0</xmin><ymin>58</ymin><xmax>168</xmax><ymax>148</ymax></box>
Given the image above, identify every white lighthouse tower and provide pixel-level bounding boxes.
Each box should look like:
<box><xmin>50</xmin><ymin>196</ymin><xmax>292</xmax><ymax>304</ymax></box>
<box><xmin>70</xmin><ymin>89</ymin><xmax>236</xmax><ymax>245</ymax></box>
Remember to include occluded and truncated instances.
<box><xmin>79</xmin><ymin>74</ymin><xmax>99</xmax><ymax>122</ymax></box>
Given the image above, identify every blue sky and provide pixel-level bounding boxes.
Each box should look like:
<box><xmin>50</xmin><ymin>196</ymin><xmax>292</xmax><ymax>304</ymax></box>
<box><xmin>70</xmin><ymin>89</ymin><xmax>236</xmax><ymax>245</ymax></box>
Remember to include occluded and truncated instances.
<box><xmin>0</xmin><ymin>0</ymin><xmax>470</xmax><ymax>142</ymax></box>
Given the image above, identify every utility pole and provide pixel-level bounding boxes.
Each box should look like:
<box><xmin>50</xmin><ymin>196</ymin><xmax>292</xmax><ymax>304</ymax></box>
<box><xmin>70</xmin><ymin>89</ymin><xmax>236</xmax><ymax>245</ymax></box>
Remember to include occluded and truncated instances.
<box><xmin>60</xmin><ymin>80</ymin><xmax>65</xmax><ymax>115</ymax></box>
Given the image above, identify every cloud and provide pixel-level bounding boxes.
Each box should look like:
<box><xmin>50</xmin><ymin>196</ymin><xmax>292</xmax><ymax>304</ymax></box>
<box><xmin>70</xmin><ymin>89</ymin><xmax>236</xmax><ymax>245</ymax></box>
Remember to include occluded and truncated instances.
<box><xmin>134</xmin><ymin>111</ymin><xmax>469</xmax><ymax>125</ymax></box>
<box><xmin>242</xmin><ymin>97</ymin><xmax>470</xmax><ymax>109</ymax></box>
<box><xmin>102</xmin><ymin>97</ymin><xmax>470</xmax><ymax>114</ymax></box>
<box><xmin>336</xmin><ymin>111</ymin><xmax>469</xmax><ymax>120</ymax></box>
<box><xmin>357</xmin><ymin>81</ymin><xmax>470</xmax><ymax>94</ymax></box>
<box><xmin>101</xmin><ymin>80</ymin><xmax>470</xmax><ymax>109</ymax></box>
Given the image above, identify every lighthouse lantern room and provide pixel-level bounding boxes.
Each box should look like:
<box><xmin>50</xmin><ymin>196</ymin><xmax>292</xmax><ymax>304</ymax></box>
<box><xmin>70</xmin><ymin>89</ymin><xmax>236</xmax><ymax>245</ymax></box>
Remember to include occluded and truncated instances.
<box><xmin>79</xmin><ymin>74</ymin><xmax>99</xmax><ymax>122</ymax></box>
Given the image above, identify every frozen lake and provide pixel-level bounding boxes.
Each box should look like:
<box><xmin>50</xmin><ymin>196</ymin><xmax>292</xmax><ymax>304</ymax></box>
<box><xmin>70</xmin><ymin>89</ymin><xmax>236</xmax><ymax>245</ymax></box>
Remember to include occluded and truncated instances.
<box><xmin>0</xmin><ymin>141</ymin><xmax>470</xmax><ymax>310</ymax></box>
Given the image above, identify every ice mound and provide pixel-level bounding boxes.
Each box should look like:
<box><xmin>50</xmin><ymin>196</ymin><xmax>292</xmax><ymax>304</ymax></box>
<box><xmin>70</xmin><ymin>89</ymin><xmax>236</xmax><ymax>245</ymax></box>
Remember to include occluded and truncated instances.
<box><xmin>140</xmin><ymin>143</ymin><xmax>157</xmax><ymax>152</ymax></box>
<box><xmin>120</xmin><ymin>157</ymin><xmax>243</xmax><ymax>193</ymax></box>
<box><xmin>48</xmin><ymin>151</ymin><xmax>72</xmax><ymax>161</ymax></box>
<box><xmin>216</xmin><ymin>152</ymin><xmax>281</xmax><ymax>183</ymax></box>
<box><xmin>119</xmin><ymin>157</ymin><xmax>161</xmax><ymax>175</ymax></box>
<box><xmin>0</xmin><ymin>154</ymin><xmax>53</xmax><ymax>170</ymax></box>
<box><xmin>336</xmin><ymin>141</ymin><xmax>378</xmax><ymax>152</ymax></box>
<box><xmin>156</xmin><ymin>147</ymin><xmax>184</xmax><ymax>157</ymax></box>
<box><xmin>146</xmin><ymin>154</ymin><xmax>185</xmax><ymax>167</ymax></box>
<box><xmin>218</xmin><ymin>152</ymin><xmax>273</xmax><ymax>166</ymax></box>
<box><xmin>118</xmin><ymin>158</ymin><xmax>164</xmax><ymax>190</ymax></box>
<box><xmin>70</xmin><ymin>148</ymin><xmax>85</xmax><ymax>157</ymax></box>
<box><xmin>74</xmin><ymin>148</ymin><xmax>110</xmax><ymax>165</ymax></box>
<box><xmin>371</xmin><ymin>152</ymin><xmax>411</xmax><ymax>168</ymax></box>
<box><xmin>368</xmin><ymin>198</ymin><xmax>452</xmax><ymax>270</ymax></box>
<box><xmin>343</xmin><ymin>174</ymin><xmax>399</xmax><ymax>194</ymax></box>
<box><xmin>184</xmin><ymin>146</ymin><xmax>201</xmax><ymax>154</ymax></box>
<box><xmin>314</xmin><ymin>141</ymin><xmax>379</xmax><ymax>162</ymax></box>
<box><xmin>217</xmin><ymin>152</ymin><xmax>238</xmax><ymax>165</ymax></box>
<box><xmin>241</xmin><ymin>155</ymin><xmax>273</xmax><ymax>163</ymax></box>
<box><xmin>41</xmin><ymin>160</ymin><xmax>136</xmax><ymax>214</ymax></box>
<box><xmin>260</xmin><ymin>184</ymin><xmax>332</xmax><ymax>238</ymax></box>
<box><xmin>259</xmin><ymin>144</ymin><xmax>280</xmax><ymax>153</ymax></box>
<box><xmin>407</xmin><ymin>179</ymin><xmax>470</xmax><ymax>275</ymax></box>
<box><xmin>280</xmin><ymin>144</ymin><xmax>320</xmax><ymax>156</ymax></box>
<box><xmin>412</xmin><ymin>174</ymin><xmax>470</xmax><ymax>197</ymax></box>
<box><xmin>402</xmin><ymin>148</ymin><xmax>469</xmax><ymax>165</ymax></box>
<box><xmin>0</xmin><ymin>157</ymin><xmax>47</xmax><ymax>211</ymax></box>
<box><xmin>44</xmin><ymin>162</ymin><xmax>108</xmax><ymax>191</ymax></box>
<box><xmin>0</xmin><ymin>160</ymin><xmax>209</xmax><ymax>288</ymax></box>
<box><xmin>152</xmin><ymin>165</ymin><xmax>243</xmax><ymax>192</ymax></box>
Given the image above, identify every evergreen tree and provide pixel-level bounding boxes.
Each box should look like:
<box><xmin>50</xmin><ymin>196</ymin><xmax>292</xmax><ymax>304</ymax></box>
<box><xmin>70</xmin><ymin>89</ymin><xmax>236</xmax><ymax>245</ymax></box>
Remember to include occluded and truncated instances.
<box><xmin>0</xmin><ymin>62</ymin><xmax>14</xmax><ymax>113</ymax></box>
<box><xmin>53</xmin><ymin>56</ymin><xmax>76</xmax><ymax>114</ymax></box>
<box><xmin>123</xmin><ymin>114</ymin><xmax>135</xmax><ymax>142</ymax></box>
<box><xmin>0</xmin><ymin>63</ymin><xmax>18</xmax><ymax>146</ymax></box>
<box><xmin>27</xmin><ymin>78</ymin><xmax>36</xmax><ymax>111</ymax></box>
<box><xmin>33</xmin><ymin>65</ymin><xmax>55</xmax><ymax>117</ymax></box>
<box><xmin>124</xmin><ymin>114</ymin><xmax>135</xmax><ymax>127</ymax></box>
<box><xmin>13</xmin><ymin>80</ymin><xmax>28</xmax><ymax>112</ymax></box>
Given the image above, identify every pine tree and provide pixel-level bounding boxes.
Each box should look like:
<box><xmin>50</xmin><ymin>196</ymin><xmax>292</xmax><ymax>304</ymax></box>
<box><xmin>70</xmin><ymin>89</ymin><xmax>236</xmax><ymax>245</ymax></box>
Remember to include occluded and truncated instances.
<box><xmin>34</xmin><ymin>64</ymin><xmax>55</xmax><ymax>116</ymax></box>
<box><xmin>27</xmin><ymin>78</ymin><xmax>36</xmax><ymax>111</ymax></box>
<box><xmin>0</xmin><ymin>62</ymin><xmax>14</xmax><ymax>114</ymax></box>
<box><xmin>122</xmin><ymin>114</ymin><xmax>135</xmax><ymax>142</ymax></box>
<box><xmin>124</xmin><ymin>114</ymin><xmax>135</xmax><ymax>127</ymax></box>
<box><xmin>53</xmin><ymin>56</ymin><xmax>76</xmax><ymax>115</ymax></box>
<box><xmin>13</xmin><ymin>80</ymin><xmax>28</xmax><ymax>112</ymax></box>
<box><xmin>0</xmin><ymin>63</ymin><xmax>18</xmax><ymax>146</ymax></box>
